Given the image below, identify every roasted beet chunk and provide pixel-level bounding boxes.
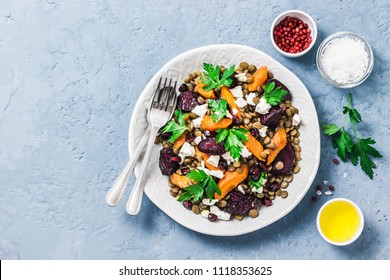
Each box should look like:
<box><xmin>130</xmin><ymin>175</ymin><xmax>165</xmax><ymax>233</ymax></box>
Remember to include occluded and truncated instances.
<box><xmin>226</xmin><ymin>190</ymin><xmax>258</xmax><ymax>215</ymax></box>
<box><xmin>197</xmin><ymin>137</ymin><xmax>226</xmax><ymax>155</ymax></box>
<box><xmin>159</xmin><ymin>148</ymin><xmax>180</xmax><ymax>175</ymax></box>
<box><xmin>269</xmin><ymin>79</ymin><xmax>292</xmax><ymax>101</ymax></box>
<box><xmin>249</xmin><ymin>164</ymin><xmax>262</xmax><ymax>181</ymax></box>
<box><xmin>271</xmin><ymin>143</ymin><xmax>295</xmax><ymax>175</ymax></box>
<box><xmin>260</xmin><ymin>106</ymin><xmax>283</xmax><ymax>128</ymax></box>
<box><xmin>176</xmin><ymin>91</ymin><xmax>199</xmax><ymax>112</ymax></box>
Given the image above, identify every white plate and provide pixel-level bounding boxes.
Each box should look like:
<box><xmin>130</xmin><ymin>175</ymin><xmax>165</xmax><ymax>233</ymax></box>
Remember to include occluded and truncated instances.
<box><xmin>128</xmin><ymin>44</ymin><xmax>320</xmax><ymax>236</ymax></box>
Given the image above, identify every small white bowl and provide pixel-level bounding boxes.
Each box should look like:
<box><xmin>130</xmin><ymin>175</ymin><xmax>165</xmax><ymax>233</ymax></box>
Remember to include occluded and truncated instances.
<box><xmin>270</xmin><ymin>10</ymin><xmax>317</xmax><ymax>58</ymax></box>
<box><xmin>317</xmin><ymin>198</ymin><xmax>364</xmax><ymax>246</ymax></box>
<box><xmin>316</xmin><ymin>31</ymin><xmax>374</xmax><ymax>88</ymax></box>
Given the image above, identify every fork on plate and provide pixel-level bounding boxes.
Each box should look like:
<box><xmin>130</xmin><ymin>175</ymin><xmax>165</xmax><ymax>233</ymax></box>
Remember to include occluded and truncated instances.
<box><xmin>106</xmin><ymin>78</ymin><xmax>177</xmax><ymax>211</ymax></box>
<box><xmin>125</xmin><ymin>78</ymin><xmax>177</xmax><ymax>215</ymax></box>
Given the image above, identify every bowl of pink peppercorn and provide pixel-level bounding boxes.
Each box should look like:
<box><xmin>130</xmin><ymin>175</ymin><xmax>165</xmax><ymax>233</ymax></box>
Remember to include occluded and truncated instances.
<box><xmin>270</xmin><ymin>10</ymin><xmax>317</xmax><ymax>58</ymax></box>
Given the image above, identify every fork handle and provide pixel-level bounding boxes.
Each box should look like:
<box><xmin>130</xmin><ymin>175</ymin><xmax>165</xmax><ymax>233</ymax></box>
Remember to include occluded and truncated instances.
<box><xmin>126</xmin><ymin>125</ymin><xmax>159</xmax><ymax>215</ymax></box>
<box><xmin>106</xmin><ymin>127</ymin><xmax>151</xmax><ymax>207</ymax></box>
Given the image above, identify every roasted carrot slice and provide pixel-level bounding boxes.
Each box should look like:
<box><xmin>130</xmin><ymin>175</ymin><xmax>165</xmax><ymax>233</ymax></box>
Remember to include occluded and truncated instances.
<box><xmin>266</xmin><ymin>129</ymin><xmax>287</xmax><ymax>165</ymax></box>
<box><xmin>195</xmin><ymin>83</ymin><xmax>216</xmax><ymax>99</ymax></box>
<box><xmin>201</xmin><ymin>115</ymin><xmax>232</xmax><ymax>132</ymax></box>
<box><xmin>221</xmin><ymin>86</ymin><xmax>242</xmax><ymax>117</ymax></box>
<box><xmin>247</xmin><ymin>66</ymin><xmax>268</xmax><ymax>92</ymax></box>
<box><xmin>214</xmin><ymin>164</ymin><xmax>248</xmax><ymax>200</ymax></box>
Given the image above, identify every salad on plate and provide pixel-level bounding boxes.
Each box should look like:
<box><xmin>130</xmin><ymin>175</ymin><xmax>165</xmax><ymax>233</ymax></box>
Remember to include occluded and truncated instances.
<box><xmin>155</xmin><ymin>61</ymin><xmax>302</xmax><ymax>222</ymax></box>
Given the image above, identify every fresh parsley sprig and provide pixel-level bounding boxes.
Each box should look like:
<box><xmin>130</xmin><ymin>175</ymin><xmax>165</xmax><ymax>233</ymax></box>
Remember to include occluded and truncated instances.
<box><xmin>161</xmin><ymin>109</ymin><xmax>188</xmax><ymax>143</ymax></box>
<box><xmin>209</xmin><ymin>98</ymin><xmax>228</xmax><ymax>123</ymax></box>
<box><xmin>250</xmin><ymin>171</ymin><xmax>267</xmax><ymax>190</ymax></box>
<box><xmin>322</xmin><ymin>93</ymin><xmax>382</xmax><ymax>179</ymax></box>
<box><xmin>200</xmin><ymin>63</ymin><xmax>236</xmax><ymax>91</ymax></box>
<box><xmin>178</xmin><ymin>169</ymin><xmax>221</xmax><ymax>202</ymax></box>
<box><xmin>263</xmin><ymin>82</ymin><xmax>287</xmax><ymax>106</ymax></box>
<box><xmin>216</xmin><ymin>128</ymin><xmax>248</xmax><ymax>161</ymax></box>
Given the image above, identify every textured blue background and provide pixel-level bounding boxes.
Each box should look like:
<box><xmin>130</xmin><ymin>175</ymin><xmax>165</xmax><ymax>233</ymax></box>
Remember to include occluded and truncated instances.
<box><xmin>0</xmin><ymin>0</ymin><xmax>389</xmax><ymax>260</ymax></box>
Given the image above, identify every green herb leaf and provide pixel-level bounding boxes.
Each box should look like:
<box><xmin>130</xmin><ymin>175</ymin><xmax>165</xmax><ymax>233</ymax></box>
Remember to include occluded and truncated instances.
<box><xmin>359</xmin><ymin>138</ymin><xmax>382</xmax><ymax>158</ymax></box>
<box><xmin>179</xmin><ymin>169</ymin><xmax>221</xmax><ymax>201</ymax></box>
<box><xmin>216</xmin><ymin>128</ymin><xmax>229</xmax><ymax>143</ymax></box>
<box><xmin>250</xmin><ymin>171</ymin><xmax>267</xmax><ymax>190</ymax></box>
<box><xmin>333</xmin><ymin>129</ymin><xmax>353</xmax><ymax>161</ymax></box>
<box><xmin>175</xmin><ymin>109</ymin><xmax>188</xmax><ymax>126</ymax></box>
<box><xmin>323</xmin><ymin>92</ymin><xmax>382</xmax><ymax>179</ymax></box>
<box><xmin>186</xmin><ymin>169</ymin><xmax>208</xmax><ymax>182</ymax></box>
<box><xmin>178</xmin><ymin>181</ymin><xmax>205</xmax><ymax>202</ymax></box>
<box><xmin>262</xmin><ymin>82</ymin><xmax>287</xmax><ymax>106</ymax></box>
<box><xmin>216</xmin><ymin>128</ymin><xmax>248</xmax><ymax>161</ymax></box>
<box><xmin>209</xmin><ymin>99</ymin><xmax>228</xmax><ymax>122</ymax></box>
<box><xmin>350</xmin><ymin>143</ymin><xmax>360</xmax><ymax>166</ymax></box>
<box><xmin>200</xmin><ymin>63</ymin><xmax>235</xmax><ymax>91</ymax></box>
<box><xmin>322</xmin><ymin>124</ymin><xmax>340</xmax><ymax>136</ymax></box>
<box><xmin>161</xmin><ymin>109</ymin><xmax>188</xmax><ymax>142</ymax></box>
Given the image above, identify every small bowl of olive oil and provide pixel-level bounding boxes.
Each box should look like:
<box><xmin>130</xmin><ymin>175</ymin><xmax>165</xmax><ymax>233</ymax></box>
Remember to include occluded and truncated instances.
<box><xmin>317</xmin><ymin>198</ymin><xmax>364</xmax><ymax>246</ymax></box>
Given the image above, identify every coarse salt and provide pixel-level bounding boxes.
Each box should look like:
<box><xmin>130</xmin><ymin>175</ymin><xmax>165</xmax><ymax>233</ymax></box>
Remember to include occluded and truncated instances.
<box><xmin>320</xmin><ymin>37</ymin><xmax>369</xmax><ymax>83</ymax></box>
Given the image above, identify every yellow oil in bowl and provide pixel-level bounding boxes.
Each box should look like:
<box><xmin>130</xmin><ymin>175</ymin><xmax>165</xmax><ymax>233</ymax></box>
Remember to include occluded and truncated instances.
<box><xmin>317</xmin><ymin>198</ymin><xmax>364</xmax><ymax>245</ymax></box>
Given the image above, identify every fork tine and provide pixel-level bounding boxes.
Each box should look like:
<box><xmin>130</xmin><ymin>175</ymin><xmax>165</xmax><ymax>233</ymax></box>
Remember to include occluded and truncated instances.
<box><xmin>151</xmin><ymin>77</ymin><xmax>163</xmax><ymax>109</ymax></box>
<box><xmin>165</xmin><ymin>81</ymin><xmax>177</xmax><ymax>113</ymax></box>
<box><xmin>156</xmin><ymin>78</ymin><xmax>167</xmax><ymax>107</ymax></box>
<box><xmin>163</xmin><ymin>79</ymin><xmax>173</xmax><ymax>111</ymax></box>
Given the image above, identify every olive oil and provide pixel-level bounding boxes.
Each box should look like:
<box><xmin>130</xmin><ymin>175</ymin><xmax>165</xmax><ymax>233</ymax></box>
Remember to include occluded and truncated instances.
<box><xmin>319</xmin><ymin>200</ymin><xmax>361</xmax><ymax>243</ymax></box>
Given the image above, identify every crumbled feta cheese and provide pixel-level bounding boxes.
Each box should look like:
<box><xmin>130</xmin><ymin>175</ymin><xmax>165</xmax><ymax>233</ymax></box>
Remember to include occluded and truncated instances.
<box><xmin>246</xmin><ymin>92</ymin><xmax>257</xmax><ymax>106</ymax></box>
<box><xmin>237</xmin><ymin>185</ymin><xmax>245</xmax><ymax>194</ymax></box>
<box><xmin>235</xmin><ymin>97</ymin><xmax>247</xmax><ymax>108</ymax></box>
<box><xmin>209</xmin><ymin>170</ymin><xmax>224</xmax><ymax>179</ymax></box>
<box><xmin>235</xmin><ymin>73</ymin><xmax>247</xmax><ymax>82</ymax></box>
<box><xmin>192</xmin><ymin>117</ymin><xmax>203</xmax><ymax>128</ymax></box>
<box><xmin>255</xmin><ymin>97</ymin><xmax>271</xmax><ymax>114</ymax></box>
<box><xmin>259</xmin><ymin>126</ymin><xmax>268</xmax><ymax>137</ymax></box>
<box><xmin>225</xmin><ymin>110</ymin><xmax>233</xmax><ymax>119</ymax></box>
<box><xmin>230</xmin><ymin>86</ymin><xmax>243</xmax><ymax>98</ymax></box>
<box><xmin>316</xmin><ymin>190</ymin><xmax>322</xmax><ymax>196</ymax></box>
<box><xmin>194</xmin><ymin>136</ymin><xmax>202</xmax><ymax>145</ymax></box>
<box><xmin>197</xmin><ymin>166</ymin><xmax>210</xmax><ymax>175</ymax></box>
<box><xmin>252</xmin><ymin>186</ymin><xmax>263</xmax><ymax>193</ymax></box>
<box><xmin>201</xmin><ymin>210</ymin><xmax>210</xmax><ymax>218</ymax></box>
<box><xmin>240</xmin><ymin>146</ymin><xmax>252</xmax><ymax>158</ymax></box>
<box><xmin>210</xmin><ymin>206</ymin><xmax>231</xmax><ymax>221</ymax></box>
<box><xmin>232</xmin><ymin>108</ymin><xmax>239</xmax><ymax>115</ymax></box>
<box><xmin>323</xmin><ymin>180</ymin><xmax>329</xmax><ymax>186</ymax></box>
<box><xmin>207</xmin><ymin>155</ymin><xmax>220</xmax><ymax>168</ymax></box>
<box><xmin>202</xmin><ymin>198</ymin><xmax>219</xmax><ymax>206</ymax></box>
<box><xmin>191</xmin><ymin>104</ymin><xmax>208</xmax><ymax>117</ymax></box>
<box><xmin>293</xmin><ymin>113</ymin><xmax>301</xmax><ymax>126</ymax></box>
<box><xmin>179</xmin><ymin>142</ymin><xmax>195</xmax><ymax>164</ymax></box>
<box><xmin>222</xmin><ymin>151</ymin><xmax>234</xmax><ymax>164</ymax></box>
<box><xmin>324</xmin><ymin>191</ymin><xmax>333</xmax><ymax>196</ymax></box>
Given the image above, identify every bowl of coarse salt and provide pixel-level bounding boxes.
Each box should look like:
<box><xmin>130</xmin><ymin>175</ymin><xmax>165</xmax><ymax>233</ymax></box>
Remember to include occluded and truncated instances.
<box><xmin>316</xmin><ymin>31</ymin><xmax>374</xmax><ymax>88</ymax></box>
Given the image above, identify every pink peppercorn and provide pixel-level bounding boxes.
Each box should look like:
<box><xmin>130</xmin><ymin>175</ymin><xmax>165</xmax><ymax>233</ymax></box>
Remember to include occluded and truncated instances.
<box><xmin>273</xmin><ymin>16</ymin><xmax>312</xmax><ymax>53</ymax></box>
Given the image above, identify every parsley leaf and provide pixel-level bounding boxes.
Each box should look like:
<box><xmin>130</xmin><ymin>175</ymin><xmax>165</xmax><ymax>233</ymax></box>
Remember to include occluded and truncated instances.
<box><xmin>209</xmin><ymin>98</ymin><xmax>228</xmax><ymax>123</ymax></box>
<box><xmin>322</xmin><ymin>124</ymin><xmax>340</xmax><ymax>135</ymax></box>
<box><xmin>262</xmin><ymin>82</ymin><xmax>288</xmax><ymax>106</ymax></box>
<box><xmin>333</xmin><ymin>128</ymin><xmax>353</xmax><ymax>161</ymax></box>
<box><xmin>250</xmin><ymin>171</ymin><xmax>267</xmax><ymax>190</ymax></box>
<box><xmin>161</xmin><ymin>109</ymin><xmax>188</xmax><ymax>143</ymax></box>
<box><xmin>178</xmin><ymin>169</ymin><xmax>221</xmax><ymax>201</ymax></box>
<box><xmin>216</xmin><ymin>128</ymin><xmax>248</xmax><ymax>161</ymax></box>
<box><xmin>322</xmin><ymin>92</ymin><xmax>382</xmax><ymax>179</ymax></box>
<box><xmin>200</xmin><ymin>63</ymin><xmax>235</xmax><ymax>91</ymax></box>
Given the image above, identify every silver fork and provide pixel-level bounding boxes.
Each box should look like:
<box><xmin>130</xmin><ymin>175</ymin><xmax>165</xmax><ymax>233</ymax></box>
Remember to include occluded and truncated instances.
<box><xmin>126</xmin><ymin>78</ymin><xmax>177</xmax><ymax>215</ymax></box>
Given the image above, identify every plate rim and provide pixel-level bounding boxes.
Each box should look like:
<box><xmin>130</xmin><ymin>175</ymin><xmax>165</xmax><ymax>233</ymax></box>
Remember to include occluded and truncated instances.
<box><xmin>128</xmin><ymin>43</ymin><xmax>321</xmax><ymax>236</ymax></box>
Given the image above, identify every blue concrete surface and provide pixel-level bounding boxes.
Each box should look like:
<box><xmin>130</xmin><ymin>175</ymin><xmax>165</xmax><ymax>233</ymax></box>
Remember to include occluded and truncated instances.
<box><xmin>0</xmin><ymin>0</ymin><xmax>389</xmax><ymax>260</ymax></box>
